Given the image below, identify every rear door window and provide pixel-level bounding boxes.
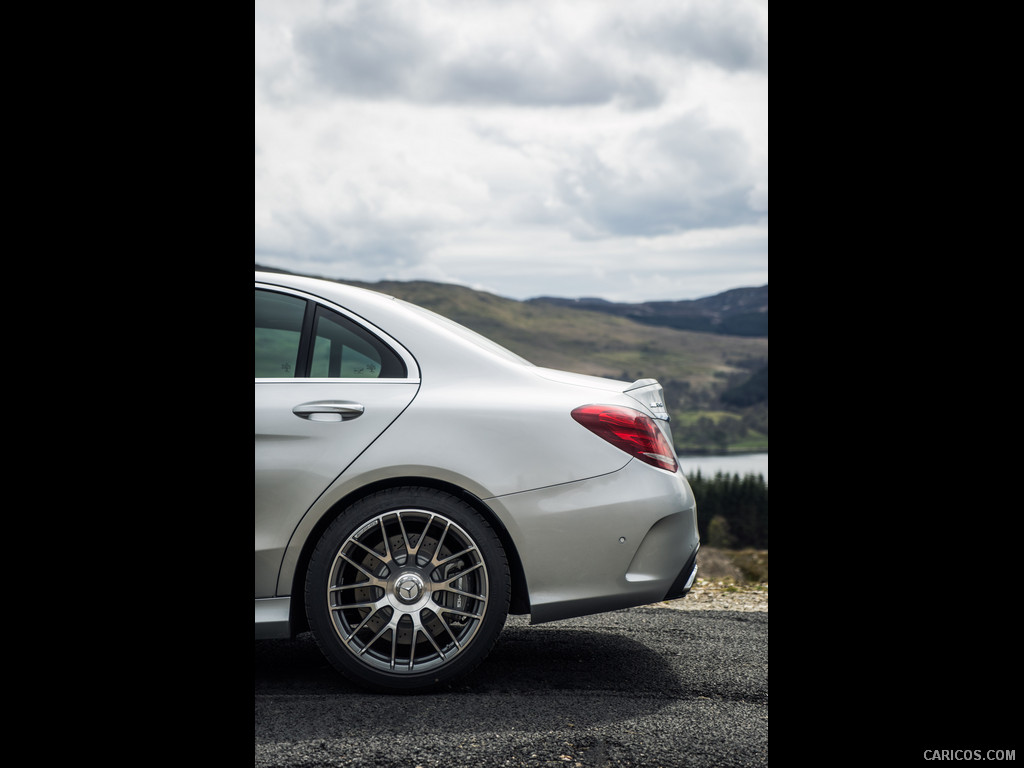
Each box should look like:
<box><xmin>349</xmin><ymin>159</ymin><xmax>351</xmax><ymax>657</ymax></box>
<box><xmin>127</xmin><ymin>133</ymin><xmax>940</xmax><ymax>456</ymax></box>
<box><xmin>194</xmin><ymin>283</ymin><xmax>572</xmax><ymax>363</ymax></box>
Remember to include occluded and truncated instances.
<box><xmin>255</xmin><ymin>289</ymin><xmax>407</xmax><ymax>379</ymax></box>
<box><xmin>255</xmin><ymin>290</ymin><xmax>306</xmax><ymax>377</ymax></box>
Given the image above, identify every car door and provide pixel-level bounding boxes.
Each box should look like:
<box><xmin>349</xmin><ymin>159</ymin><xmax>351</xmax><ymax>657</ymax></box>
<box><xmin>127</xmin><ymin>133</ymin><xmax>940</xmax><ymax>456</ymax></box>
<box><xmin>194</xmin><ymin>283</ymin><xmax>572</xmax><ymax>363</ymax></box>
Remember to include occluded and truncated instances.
<box><xmin>255</xmin><ymin>287</ymin><xmax>420</xmax><ymax>597</ymax></box>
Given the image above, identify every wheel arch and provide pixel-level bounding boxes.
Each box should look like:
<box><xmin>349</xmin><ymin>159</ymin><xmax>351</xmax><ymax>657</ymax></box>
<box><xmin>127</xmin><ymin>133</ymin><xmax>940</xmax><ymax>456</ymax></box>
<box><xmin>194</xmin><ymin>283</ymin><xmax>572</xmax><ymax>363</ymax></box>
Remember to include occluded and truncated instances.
<box><xmin>288</xmin><ymin>476</ymin><xmax>530</xmax><ymax>635</ymax></box>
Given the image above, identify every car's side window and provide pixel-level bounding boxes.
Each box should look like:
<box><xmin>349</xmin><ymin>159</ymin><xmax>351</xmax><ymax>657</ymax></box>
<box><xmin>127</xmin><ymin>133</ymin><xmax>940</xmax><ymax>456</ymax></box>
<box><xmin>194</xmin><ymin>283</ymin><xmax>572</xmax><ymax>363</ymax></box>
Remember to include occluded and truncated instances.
<box><xmin>255</xmin><ymin>289</ymin><xmax>306</xmax><ymax>377</ymax></box>
<box><xmin>256</xmin><ymin>288</ymin><xmax>407</xmax><ymax>379</ymax></box>
<box><xmin>310</xmin><ymin>305</ymin><xmax>407</xmax><ymax>379</ymax></box>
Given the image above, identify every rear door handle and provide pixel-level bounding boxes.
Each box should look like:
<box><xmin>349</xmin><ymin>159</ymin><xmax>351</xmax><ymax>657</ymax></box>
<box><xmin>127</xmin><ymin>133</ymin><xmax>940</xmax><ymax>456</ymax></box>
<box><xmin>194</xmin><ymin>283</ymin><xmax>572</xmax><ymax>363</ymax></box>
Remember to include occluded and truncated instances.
<box><xmin>292</xmin><ymin>401</ymin><xmax>365</xmax><ymax>422</ymax></box>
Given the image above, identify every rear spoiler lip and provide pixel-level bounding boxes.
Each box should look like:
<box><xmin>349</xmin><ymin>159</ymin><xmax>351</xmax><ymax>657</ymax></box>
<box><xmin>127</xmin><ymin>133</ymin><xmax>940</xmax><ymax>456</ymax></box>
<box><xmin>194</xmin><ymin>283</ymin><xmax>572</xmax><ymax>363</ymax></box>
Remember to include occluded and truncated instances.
<box><xmin>624</xmin><ymin>377</ymin><xmax>660</xmax><ymax>392</ymax></box>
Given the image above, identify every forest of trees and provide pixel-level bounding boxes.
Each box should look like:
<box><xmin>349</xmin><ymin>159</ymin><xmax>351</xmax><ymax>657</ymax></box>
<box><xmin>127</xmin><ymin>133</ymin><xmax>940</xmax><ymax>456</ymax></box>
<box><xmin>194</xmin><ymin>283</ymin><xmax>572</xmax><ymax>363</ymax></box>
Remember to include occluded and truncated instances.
<box><xmin>687</xmin><ymin>471</ymin><xmax>768</xmax><ymax>549</ymax></box>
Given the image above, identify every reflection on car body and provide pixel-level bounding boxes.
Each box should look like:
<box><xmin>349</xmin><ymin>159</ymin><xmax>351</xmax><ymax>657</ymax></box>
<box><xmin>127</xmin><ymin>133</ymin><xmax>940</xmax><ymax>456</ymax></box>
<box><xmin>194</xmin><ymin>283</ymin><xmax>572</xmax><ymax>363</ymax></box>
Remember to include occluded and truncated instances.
<box><xmin>255</xmin><ymin>271</ymin><xmax>699</xmax><ymax>691</ymax></box>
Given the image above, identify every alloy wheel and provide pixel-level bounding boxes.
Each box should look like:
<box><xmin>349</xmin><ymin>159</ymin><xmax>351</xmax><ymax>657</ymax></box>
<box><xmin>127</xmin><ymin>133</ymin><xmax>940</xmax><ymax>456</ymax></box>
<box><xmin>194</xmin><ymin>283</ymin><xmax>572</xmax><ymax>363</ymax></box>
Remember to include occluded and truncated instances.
<box><xmin>326</xmin><ymin>508</ymin><xmax>490</xmax><ymax>675</ymax></box>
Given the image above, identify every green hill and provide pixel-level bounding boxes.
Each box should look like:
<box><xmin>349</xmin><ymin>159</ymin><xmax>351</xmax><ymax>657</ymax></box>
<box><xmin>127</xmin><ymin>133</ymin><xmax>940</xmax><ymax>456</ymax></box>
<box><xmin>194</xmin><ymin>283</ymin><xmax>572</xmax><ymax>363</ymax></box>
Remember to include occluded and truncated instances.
<box><xmin>256</xmin><ymin>267</ymin><xmax>768</xmax><ymax>454</ymax></box>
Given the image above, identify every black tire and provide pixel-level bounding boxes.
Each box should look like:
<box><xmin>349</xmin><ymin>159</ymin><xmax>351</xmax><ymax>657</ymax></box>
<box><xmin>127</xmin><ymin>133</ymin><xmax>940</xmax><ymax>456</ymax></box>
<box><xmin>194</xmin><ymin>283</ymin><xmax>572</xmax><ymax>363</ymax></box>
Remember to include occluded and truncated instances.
<box><xmin>305</xmin><ymin>487</ymin><xmax>510</xmax><ymax>692</ymax></box>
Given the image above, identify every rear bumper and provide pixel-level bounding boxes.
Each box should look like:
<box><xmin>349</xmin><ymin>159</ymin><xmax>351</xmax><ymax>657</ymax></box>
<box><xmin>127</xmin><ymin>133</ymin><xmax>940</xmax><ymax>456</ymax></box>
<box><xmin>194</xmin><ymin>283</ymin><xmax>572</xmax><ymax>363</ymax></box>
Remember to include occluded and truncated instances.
<box><xmin>663</xmin><ymin>546</ymin><xmax>699</xmax><ymax>601</ymax></box>
<box><xmin>488</xmin><ymin>459</ymin><xmax>700</xmax><ymax>624</ymax></box>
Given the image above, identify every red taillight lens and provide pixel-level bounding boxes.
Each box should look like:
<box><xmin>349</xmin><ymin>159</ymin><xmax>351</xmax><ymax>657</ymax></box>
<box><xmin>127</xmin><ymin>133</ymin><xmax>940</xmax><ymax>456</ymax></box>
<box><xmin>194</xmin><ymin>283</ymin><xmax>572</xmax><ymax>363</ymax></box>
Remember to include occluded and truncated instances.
<box><xmin>571</xmin><ymin>405</ymin><xmax>678</xmax><ymax>473</ymax></box>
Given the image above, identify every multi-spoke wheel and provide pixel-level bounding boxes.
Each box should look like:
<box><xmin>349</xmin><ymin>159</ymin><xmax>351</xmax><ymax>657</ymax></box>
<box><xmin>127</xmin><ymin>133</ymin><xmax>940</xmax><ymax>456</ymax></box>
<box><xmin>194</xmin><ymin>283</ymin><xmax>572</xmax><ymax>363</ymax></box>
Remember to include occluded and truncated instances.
<box><xmin>305</xmin><ymin>488</ymin><xmax>510</xmax><ymax>691</ymax></box>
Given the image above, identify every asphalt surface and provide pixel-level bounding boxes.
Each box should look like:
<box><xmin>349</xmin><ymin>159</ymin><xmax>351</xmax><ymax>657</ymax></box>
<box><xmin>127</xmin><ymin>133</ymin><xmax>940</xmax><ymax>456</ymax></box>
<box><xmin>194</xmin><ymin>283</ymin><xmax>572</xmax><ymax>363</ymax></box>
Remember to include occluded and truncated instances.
<box><xmin>255</xmin><ymin>606</ymin><xmax>768</xmax><ymax>767</ymax></box>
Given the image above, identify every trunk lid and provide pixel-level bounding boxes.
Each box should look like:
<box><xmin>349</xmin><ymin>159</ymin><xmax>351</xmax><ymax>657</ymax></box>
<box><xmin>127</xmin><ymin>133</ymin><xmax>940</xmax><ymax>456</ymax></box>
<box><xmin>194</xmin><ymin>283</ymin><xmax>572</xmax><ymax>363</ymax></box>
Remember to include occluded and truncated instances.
<box><xmin>624</xmin><ymin>378</ymin><xmax>674</xmax><ymax>447</ymax></box>
<box><xmin>624</xmin><ymin>378</ymin><xmax>670</xmax><ymax>421</ymax></box>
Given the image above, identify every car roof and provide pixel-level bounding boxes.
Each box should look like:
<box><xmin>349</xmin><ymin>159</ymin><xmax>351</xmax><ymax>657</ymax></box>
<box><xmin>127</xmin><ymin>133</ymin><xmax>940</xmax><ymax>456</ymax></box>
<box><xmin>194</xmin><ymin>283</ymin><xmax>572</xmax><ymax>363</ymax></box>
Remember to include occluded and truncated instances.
<box><xmin>256</xmin><ymin>270</ymin><xmax>402</xmax><ymax>314</ymax></box>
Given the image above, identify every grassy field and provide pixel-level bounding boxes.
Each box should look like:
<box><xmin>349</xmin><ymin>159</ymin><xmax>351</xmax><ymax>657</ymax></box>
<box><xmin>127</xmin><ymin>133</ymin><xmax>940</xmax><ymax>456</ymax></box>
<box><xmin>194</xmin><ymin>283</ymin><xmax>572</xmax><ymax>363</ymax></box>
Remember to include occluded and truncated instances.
<box><xmin>673</xmin><ymin>410</ymin><xmax>769</xmax><ymax>453</ymax></box>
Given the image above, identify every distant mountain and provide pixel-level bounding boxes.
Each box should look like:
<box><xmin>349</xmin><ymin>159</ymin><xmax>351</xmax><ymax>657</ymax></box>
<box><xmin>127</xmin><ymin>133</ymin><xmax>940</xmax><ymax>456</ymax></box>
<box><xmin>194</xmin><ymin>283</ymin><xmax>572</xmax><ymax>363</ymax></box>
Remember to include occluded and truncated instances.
<box><xmin>528</xmin><ymin>285</ymin><xmax>768</xmax><ymax>337</ymax></box>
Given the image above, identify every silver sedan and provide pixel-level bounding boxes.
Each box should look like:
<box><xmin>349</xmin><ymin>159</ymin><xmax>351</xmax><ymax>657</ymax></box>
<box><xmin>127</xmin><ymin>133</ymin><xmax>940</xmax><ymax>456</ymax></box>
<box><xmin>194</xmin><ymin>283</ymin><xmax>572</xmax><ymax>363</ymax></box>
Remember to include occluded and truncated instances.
<box><xmin>255</xmin><ymin>271</ymin><xmax>700</xmax><ymax>691</ymax></box>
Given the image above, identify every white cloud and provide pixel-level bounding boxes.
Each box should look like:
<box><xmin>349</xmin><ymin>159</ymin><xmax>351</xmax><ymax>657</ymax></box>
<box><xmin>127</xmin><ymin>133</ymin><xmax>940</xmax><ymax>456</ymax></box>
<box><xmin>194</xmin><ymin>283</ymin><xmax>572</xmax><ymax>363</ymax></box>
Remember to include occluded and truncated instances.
<box><xmin>255</xmin><ymin>0</ymin><xmax>768</xmax><ymax>302</ymax></box>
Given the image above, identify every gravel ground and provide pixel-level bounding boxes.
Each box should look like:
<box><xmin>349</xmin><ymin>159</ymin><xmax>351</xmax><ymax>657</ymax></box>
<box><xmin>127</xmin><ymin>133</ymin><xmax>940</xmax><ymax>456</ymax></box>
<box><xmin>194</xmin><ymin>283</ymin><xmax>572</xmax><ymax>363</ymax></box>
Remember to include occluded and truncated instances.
<box><xmin>256</xmin><ymin>604</ymin><xmax>769</xmax><ymax>767</ymax></box>
<box><xmin>658</xmin><ymin>578</ymin><xmax>768</xmax><ymax>612</ymax></box>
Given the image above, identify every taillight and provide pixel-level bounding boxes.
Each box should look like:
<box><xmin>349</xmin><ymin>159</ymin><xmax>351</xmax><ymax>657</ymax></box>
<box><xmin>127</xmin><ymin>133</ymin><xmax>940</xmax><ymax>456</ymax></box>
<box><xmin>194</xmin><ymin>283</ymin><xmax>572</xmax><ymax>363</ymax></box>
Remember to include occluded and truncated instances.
<box><xmin>571</xmin><ymin>405</ymin><xmax>678</xmax><ymax>473</ymax></box>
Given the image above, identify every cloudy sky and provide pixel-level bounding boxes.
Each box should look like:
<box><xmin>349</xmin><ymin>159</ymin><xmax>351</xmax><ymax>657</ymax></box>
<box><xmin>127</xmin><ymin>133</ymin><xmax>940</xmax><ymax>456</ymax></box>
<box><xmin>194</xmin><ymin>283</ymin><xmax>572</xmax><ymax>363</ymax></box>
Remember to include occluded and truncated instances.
<box><xmin>255</xmin><ymin>0</ymin><xmax>767</xmax><ymax>303</ymax></box>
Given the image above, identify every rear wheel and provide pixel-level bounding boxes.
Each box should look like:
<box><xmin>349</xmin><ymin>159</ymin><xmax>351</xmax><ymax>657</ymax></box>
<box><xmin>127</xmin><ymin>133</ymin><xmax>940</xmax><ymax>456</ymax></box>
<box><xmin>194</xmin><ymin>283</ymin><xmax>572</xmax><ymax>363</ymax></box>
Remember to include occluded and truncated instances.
<box><xmin>305</xmin><ymin>487</ymin><xmax>510</xmax><ymax>691</ymax></box>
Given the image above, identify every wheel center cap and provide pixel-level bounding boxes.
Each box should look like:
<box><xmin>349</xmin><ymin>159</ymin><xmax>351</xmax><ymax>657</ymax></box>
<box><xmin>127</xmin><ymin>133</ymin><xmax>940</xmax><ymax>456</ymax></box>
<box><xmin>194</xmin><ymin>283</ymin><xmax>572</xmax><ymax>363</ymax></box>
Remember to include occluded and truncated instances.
<box><xmin>395</xmin><ymin>573</ymin><xmax>424</xmax><ymax>603</ymax></box>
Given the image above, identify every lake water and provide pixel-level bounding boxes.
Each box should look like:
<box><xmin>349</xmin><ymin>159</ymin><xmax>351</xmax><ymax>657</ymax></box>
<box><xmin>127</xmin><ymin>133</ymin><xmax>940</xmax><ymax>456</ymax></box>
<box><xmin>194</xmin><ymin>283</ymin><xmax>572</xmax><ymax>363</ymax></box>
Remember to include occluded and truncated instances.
<box><xmin>677</xmin><ymin>452</ymin><xmax>768</xmax><ymax>482</ymax></box>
